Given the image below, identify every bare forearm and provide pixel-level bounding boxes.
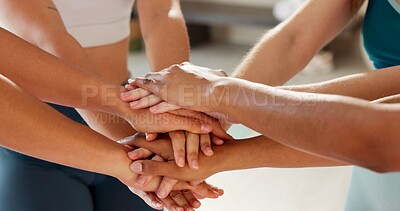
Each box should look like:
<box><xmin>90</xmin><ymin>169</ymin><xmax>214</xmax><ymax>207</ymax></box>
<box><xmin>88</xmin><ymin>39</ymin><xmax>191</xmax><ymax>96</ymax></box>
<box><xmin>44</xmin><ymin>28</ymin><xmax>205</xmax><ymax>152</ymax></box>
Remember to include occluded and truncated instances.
<box><xmin>282</xmin><ymin>66</ymin><xmax>400</xmax><ymax>101</ymax></box>
<box><xmin>0</xmin><ymin>75</ymin><xmax>132</xmax><ymax>179</ymax></box>
<box><xmin>213</xmin><ymin>78</ymin><xmax>400</xmax><ymax>171</ymax></box>
<box><xmin>216</xmin><ymin>136</ymin><xmax>344</xmax><ymax>173</ymax></box>
<box><xmin>233</xmin><ymin>0</ymin><xmax>353</xmax><ymax>85</ymax></box>
<box><xmin>137</xmin><ymin>0</ymin><xmax>190</xmax><ymax>71</ymax></box>
<box><xmin>0</xmin><ymin>29</ymin><xmax>131</xmax><ymax>118</ymax></box>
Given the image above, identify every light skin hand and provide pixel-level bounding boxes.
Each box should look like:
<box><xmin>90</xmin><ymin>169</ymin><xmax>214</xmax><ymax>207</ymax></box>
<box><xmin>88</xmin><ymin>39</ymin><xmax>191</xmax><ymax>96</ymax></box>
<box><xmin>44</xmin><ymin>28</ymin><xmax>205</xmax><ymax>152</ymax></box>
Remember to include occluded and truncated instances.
<box><xmin>120</xmin><ymin>134</ymin><xmax>225</xmax><ymax>198</ymax></box>
<box><xmin>121</xmin><ymin>84</ymin><xmax>230</xmax><ymax>169</ymax></box>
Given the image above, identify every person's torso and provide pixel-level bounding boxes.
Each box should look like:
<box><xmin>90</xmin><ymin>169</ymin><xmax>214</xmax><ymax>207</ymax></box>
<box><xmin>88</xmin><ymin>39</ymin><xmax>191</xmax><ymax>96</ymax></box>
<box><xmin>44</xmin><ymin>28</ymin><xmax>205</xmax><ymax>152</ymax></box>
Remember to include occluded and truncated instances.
<box><xmin>52</xmin><ymin>0</ymin><xmax>135</xmax><ymax>29</ymax></box>
<box><xmin>346</xmin><ymin>1</ymin><xmax>400</xmax><ymax>210</ymax></box>
<box><xmin>362</xmin><ymin>0</ymin><xmax>400</xmax><ymax>68</ymax></box>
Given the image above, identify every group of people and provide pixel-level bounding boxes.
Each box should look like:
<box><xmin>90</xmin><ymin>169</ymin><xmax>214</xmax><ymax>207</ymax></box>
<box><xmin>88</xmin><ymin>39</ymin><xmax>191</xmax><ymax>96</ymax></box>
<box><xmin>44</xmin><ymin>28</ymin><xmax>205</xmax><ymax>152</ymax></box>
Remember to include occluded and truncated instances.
<box><xmin>0</xmin><ymin>0</ymin><xmax>399</xmax><ymax>210</ymax></box>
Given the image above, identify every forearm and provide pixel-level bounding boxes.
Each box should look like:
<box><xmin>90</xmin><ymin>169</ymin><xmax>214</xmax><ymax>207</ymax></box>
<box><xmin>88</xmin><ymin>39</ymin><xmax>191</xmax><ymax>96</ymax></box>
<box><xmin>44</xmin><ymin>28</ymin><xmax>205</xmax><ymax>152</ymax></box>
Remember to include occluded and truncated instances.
<box><xmin>0</xmin><ymin>75</ymin><xmax>132</xmax><ymax>179</ymax></box>
<box><xmin>0</xmin><ymin>28</ymin><xmax>131</xmax><ymax>118</ymax></box>
<box><xmin>137</xmin><ymin>0</ymin><xmax>190</xmax><ymax>71</ymax></box>
<box><xmin>233</xmin><ymin>0</ymin><xmax>353</xmax><ymax>85</ymax></box>
<box><xmin>216</xmin><ymin>136</ymin><xmax>344</xmax><ymax>173</ymax></box>
<box><xmin>214</xmin><ymin>78</ymin><xmax>400</xmax><ymax>171</ymax></box>
<box><xmin>0</xmin><ymin>0</ymin><xmax>136</xmax><ymax>140</ymax></box>
<box><xmin>282</xmin><ymin>66</ymin><xmax>400</xmax><ymax>101</ymax></box>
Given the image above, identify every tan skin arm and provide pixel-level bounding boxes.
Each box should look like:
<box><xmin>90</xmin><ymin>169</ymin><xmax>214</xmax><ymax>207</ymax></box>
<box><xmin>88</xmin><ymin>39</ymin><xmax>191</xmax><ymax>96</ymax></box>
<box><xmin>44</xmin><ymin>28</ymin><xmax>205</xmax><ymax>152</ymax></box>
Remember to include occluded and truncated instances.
<box><xmin>0</xmin><ymin>0</ymin><xmax>135</xmax><ymax>141</ymax></box>
<box><xmin>126</xmin><ymin>94</ymin><xmax>400</xmax><ymax>181</ymax></box>
<box><xmin>137</xmin><ymin>0</ymin><xmax>190</xmax><ymax>71</ymax></box>
<box><xmin>233</xmin><ymin>0</ymin><xmax>355</xmax><ymax>85</ymax></box>
<box><xmin>124</xmin><ymin>134</ymin><xmax>343</xmax><ymax>182</ymax></box>
<box><xmin>131</xmin><ymin>64</ymin><xmax>400</xmax><ymax>173</ymax></box>
<box><xmin>0</xmin><ymin>75</ymin><xmax>223</xmax><ymax>210</ymax></box>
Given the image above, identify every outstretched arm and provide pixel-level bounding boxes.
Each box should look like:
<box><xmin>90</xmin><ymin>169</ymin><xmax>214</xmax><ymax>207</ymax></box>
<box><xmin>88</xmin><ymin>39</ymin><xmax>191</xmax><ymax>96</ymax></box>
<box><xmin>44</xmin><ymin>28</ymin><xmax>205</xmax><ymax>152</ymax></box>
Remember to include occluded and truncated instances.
<box><xmin>0</xmin><ymin>75</ymin><xmax>222</xmax><ymax>209</ymax></box>
<box><xmin>131</xmin><ymin>64</ymin><xmax>400</xmax><ymax>173</ymax></box>
<box><xmin>0</xmin><ymin>0</ymin><xmax>135</xmax><ymax>140</ymax></box>
<box><xmin>124</xmin><ymin>134</ymin><xmax>344</xmax><ymax>182</ymax></box>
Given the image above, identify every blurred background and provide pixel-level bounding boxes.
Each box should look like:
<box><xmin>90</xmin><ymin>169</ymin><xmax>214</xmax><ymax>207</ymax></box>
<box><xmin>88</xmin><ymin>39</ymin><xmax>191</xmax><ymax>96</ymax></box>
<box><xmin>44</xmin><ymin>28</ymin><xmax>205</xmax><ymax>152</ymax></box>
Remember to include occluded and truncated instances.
<box><xmin>129</xmin><ymin>1</ymin><xmax>371</xmax><ymax>210</ymax></box>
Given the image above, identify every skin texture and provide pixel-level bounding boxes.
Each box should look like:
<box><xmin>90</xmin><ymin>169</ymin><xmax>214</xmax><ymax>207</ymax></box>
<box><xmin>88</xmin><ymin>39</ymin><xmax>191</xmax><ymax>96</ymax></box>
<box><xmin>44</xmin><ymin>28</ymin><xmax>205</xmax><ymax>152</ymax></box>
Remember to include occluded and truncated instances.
<box><xmin>0</xmin><ymin>0</ymin><xmax>229</xmax><ymax>208</ymax></box>
<box><xmin>121</xmin><ymin>0</ymin><xmax>400</xmax><ymax>174</ymax></box>
<box><xmin>0</xmin><ymin>4</ymin><xmax>221</xmax><ymax>209</ymax></box>
<box><xmin>0</xmin><ymin>74</ymin><xmax>224</xmax><ymax>210</ymax></box>
<box><xmin>130</xmin><ymin>64</ymin><xmax>400</xmax><ymax>173</ymax></box>
<box><xmin>122</xmin><ymin>133</ymin><xmax>343</xmax><ymax>181</ymax></box>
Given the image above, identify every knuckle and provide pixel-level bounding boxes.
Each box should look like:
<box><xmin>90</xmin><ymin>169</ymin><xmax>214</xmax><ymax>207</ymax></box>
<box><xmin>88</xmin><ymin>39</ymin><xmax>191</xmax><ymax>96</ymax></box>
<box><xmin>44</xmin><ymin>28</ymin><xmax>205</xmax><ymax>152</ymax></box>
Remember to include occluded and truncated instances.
<box><xmin>189</xmin><ymin>152</ymin><xmax>198</xmax><ymax>159</ymax></box>
<box><xmin>170</xmin><ymin>191</ymin><xmax>183</xmax><ymax>198</ymax></box>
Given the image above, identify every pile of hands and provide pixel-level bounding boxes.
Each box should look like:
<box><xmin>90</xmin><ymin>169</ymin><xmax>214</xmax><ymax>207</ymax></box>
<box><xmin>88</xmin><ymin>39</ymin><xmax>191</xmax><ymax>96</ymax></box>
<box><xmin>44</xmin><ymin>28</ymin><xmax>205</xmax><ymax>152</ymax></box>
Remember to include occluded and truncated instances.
<box><xmin>118</xmin><ymin>63</ymin><xmax>235</xmax><ymax>211</ymax></box>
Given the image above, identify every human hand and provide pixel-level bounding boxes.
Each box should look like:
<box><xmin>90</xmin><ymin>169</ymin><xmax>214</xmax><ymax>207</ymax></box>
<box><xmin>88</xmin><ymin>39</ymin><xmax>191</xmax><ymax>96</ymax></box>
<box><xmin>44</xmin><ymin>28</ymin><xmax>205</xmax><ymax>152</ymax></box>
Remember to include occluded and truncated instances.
<box><xmin>122</xmin><ymin>62</ymin><xmax>227</xmax><ymax>113</ymax></box>
<box><xmin>122</xmin><ymin>133</ymin><xmax>227</xmax><ymax>182</ymax></box>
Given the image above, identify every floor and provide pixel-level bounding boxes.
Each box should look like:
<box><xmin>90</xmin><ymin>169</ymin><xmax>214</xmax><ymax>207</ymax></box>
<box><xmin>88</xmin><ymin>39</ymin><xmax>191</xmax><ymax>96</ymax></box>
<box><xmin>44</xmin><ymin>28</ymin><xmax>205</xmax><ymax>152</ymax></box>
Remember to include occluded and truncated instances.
<box><xmin>128</xmin><ymin>41</ymin><xmax>368</xmax><ymax>211</ymax></box>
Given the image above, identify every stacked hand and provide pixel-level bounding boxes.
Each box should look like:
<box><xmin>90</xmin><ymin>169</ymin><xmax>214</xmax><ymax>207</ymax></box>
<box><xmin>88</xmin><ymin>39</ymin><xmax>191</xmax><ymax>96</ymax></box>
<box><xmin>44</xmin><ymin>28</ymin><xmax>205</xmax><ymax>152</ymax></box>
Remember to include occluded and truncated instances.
<box><xmin>119</xmin><ymin>63</ymin><xmax>234</xmax><ymax>210</ymax></box>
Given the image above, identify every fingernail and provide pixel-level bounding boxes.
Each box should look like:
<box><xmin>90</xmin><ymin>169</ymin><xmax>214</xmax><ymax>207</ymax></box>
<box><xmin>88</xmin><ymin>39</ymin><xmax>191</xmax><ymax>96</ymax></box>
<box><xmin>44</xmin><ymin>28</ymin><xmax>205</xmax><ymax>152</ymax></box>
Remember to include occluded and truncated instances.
<box><xmin>217</xmin><ymin>189</ymin><xmax>224</xmax><ymax>195</ymax></box>
<box><xmin>176</xmin><ymin>207</ymin><xmax>184</xmax><ymax>211</ymax></box>
<box><xmin>201</xmin><ymin>124</ymin><xmax>212</xmax><ymax>132</ymax></box>
<box><xmin>192</xmin><ymin>159</ymin><xmax>199</xmax><ymax>170</ymax></box>
<box><xmin>130</xmin><ymin>162</ymin><xmax>142</xmax><ymax>173</ymax></box>
<box><xmin>145</xmin><ymin>133</ymin><xmax>150</xmax><ymax>140</ymax></box>
<box><xmin>193</xmin><ymin>201</ymin><xmax>201</xmax><ymax>207</ymax></box>
<box><xmin>187</xmin><ymin>208</ymin><xmax>195</xmax><ymax>211</ymax></box>
<box><xmin>206</xmin><ymin>146</ymin><xmax>214</xmax><ymax>155</ymax></box>
<box><xmin>149</xmin><ymin>106</ymin><xmax>158</xmax><ymax>113</ymax></box>
<box><xmin>157</xmin><ymin>189</ymin><xmax>168</xmax><ymax>198</ymax></box>
<box><xmin>121</xmin><ymin>92</ymin><xmax>129</xmax><ymax>98</ymax></box>
<box><xmin>178</xmin><ymin>157</ymin><xmax>185</xmax><ymax>167</ymax></box>
<box><xmin>128</xmin><ymin>151</ymin><xmax>139</xmax><ymax>159</ymax></box>
<box><xmin>128</xmin><ymin>78</ymin><xmax>134</xmax><ymax>84</ymax></box>
<box><xmin>135</xmin><ymin>176</ymin><xmax>146</xmax><ymax>186</ymax></box>
<box><xmin>130</xmin><ymin>101</ymin><xmax>139</xmax><ymax>108</ymax></box>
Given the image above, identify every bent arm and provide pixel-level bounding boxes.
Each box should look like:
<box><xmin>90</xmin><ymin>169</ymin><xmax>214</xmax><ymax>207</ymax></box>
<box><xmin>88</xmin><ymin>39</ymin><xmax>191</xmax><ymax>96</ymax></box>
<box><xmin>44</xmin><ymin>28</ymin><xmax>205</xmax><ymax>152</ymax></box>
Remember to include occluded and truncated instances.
<box><xmin>0</xmin><ymin>0</ymin><xmax>135</xmax><ymax>140</ymax></box>
<box><xmin>0</xmin><ymin>75</ymin><xmax>204</xmax><ymax>193</ymax></box>
<box><xmin>233</xmin><ymin>0</ymin><xmax>354</xmax><ymax>85</ymax></box>
<box><xmin>137</xmin><ymin>0</ymin><xmax>190</xmax><ymax>71</ymax></box>
<box><xmin>0</xmin><ymin>75</ymin><xmax>134</xmax><ymax>183</ymax></box>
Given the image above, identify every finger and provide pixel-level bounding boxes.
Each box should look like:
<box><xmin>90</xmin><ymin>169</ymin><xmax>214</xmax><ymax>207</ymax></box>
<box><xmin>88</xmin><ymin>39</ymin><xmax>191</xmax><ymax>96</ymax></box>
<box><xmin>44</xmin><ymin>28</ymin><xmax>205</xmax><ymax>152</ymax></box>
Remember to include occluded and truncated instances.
<box><xmin>130</xmin><ymin>77</ymin><xmax>162</xmax><ymax>95</ymax></box>
<box><xmin>193</xmin><ymin>192</ymin><xmax>205</xmax><ymax>200</ymax></box>
<box><xmin>211</xmin><ymin>135</ymin><xmax>225</xmax><ymax>145</ymax></box>
<box><xmin>158</xmin><ymin>195</ymin><xmax>182</xmax><ymax>211</ymax></box>
<box><xmin>130</xmin><ymin>160</ymin><xmax>183</xmax><ymax>180</ymax></box>
<box><xmin>168</xmin><ymin>109</ymin><xmax>232</xmax><ymax>140</ymax></box>
<box><xmin>169</xmin><ymin>131</ymin><xmax>186</xmax><ymax>167</ymax></box>
<box><xmin>135</xmin><ymin>155</ymin><xmax>164</xmax><ymax>187</ymax></box>
<box><xmin>128</xmin><ymin>188</ymin><xmax>164</xmax><ymax>210</ymax></box>
<box><xmin>191</xmin><ymin>182</ymin><xmax>224</xmax><ymax>199</ymax></box>
<box><xmin>146</xmin><ymin>133</ymin><xmax>158</xmax><ymax>141</ymax></box>
<box><xmin>150</xmin><ymin>102</ymin><xmax>181</xmax><ymax>114</ymax></box>
<box><xmin>157</xmin><ymin>112</ymin><xmax>212</xmax><ymax>134</ymax></box>
<box><xmin>185</xmin><ymin>132</ymin><xmax>200</xmax><ymax>170</ymax></box>
<box><xmin>124</xmin><ymin>84</ymin><xmax>134</xmax><ymax>91</ymax></box>
<box><xmin>200</xmin><ymin>134</ymin><xmax>214</xmax><ymax>156</ymax></box>
<box><xmin>157</xmin><ymin>177</ymin><xmax>179</xmax><ymax>199</ymax></box>
<box><xmin>189</xmin><ymin>179</ymin><xmax>205</xmax><ymax>186</ymax></box>
<box><xmin>127</xmin><ymin>148</ymin><xmax>154</xmax><ymax>161</ymax></box>
<box><xmin>120</xmin><ymin>87</ymin><xmax>152</xmax><ymax>102</ymax></box>
<box><xmin>182</xmin><ymin>190</ymin><xmax>201</xmax><ymax>209</ymax></box>
<box><xmin>170</xmin><ymin>191</ymin><xmax>192</xmax><ymax>211</ymax></box>
<box><xmin>130</xmin><ymin>94</ymin><xmax>163</xmax><ymax>109</ymax></box>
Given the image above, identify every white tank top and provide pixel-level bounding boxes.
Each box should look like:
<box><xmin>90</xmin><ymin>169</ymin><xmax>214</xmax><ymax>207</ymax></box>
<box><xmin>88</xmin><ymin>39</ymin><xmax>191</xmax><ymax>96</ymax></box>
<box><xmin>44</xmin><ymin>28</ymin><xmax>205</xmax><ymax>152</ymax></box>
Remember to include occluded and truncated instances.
<box><xmin>53</xmin><ymin>0</ymin><xmax>135</xmax><ymax>47</ymax></box>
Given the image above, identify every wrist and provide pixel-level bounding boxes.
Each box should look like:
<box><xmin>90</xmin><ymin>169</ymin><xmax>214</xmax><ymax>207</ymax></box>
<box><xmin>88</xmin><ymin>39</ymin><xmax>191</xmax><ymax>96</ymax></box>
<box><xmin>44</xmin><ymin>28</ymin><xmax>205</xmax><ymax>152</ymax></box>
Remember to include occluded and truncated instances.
<box><xmin>208</xmin><ymin>78</ymin><xmax>236</xmax><ymax>113</ymax></box>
